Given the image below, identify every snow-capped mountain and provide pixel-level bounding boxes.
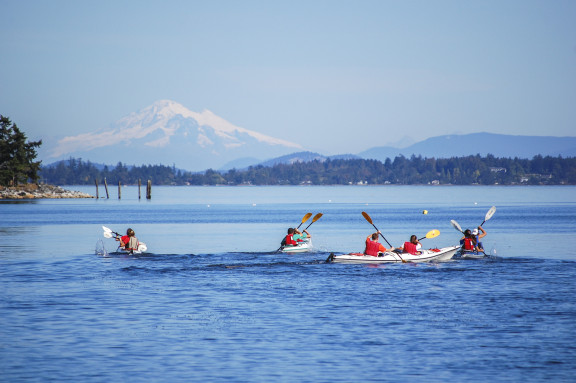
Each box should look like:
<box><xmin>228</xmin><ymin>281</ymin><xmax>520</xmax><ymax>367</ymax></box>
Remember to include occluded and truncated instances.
<box><xmin>46</xmin><ymin>100</ymin><xmax>304</xmax><ymax>171</ymax></box>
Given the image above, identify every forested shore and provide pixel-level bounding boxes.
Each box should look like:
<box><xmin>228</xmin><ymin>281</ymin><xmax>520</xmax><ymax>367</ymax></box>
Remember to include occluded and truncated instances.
<box><xmin>39</xmin><ymin>155</ymin><xmax>576</xmax><ymax>186</ymax></box>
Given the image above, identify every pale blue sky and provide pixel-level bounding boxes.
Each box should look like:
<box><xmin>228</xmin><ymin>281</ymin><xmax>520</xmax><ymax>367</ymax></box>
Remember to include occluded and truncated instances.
<box><xmin>1</xmin><ymin>0</ymin><xmax>575</xmax><ymax>156</ymax></box>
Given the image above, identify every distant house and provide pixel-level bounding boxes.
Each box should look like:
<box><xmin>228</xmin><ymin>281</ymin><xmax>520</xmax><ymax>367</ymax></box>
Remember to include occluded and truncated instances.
<box><xmin>490</xmin><ymin>167</ymin><xmax>507</xmax><ymax>173</ymax></box>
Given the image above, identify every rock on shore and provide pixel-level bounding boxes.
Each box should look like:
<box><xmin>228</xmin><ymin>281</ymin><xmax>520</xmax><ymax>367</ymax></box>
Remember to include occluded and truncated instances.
<box><xmin>0</xmin><ymin>184</ymin><xmax>94</xmax><ymax>199</ymax></box>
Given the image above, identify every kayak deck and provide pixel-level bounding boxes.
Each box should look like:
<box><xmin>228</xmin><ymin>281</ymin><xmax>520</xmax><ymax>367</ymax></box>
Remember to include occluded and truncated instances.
<box><xmin>329</xmin><ymin>246</ymin><xmax>460</xmax><ymax>263</ymax></box>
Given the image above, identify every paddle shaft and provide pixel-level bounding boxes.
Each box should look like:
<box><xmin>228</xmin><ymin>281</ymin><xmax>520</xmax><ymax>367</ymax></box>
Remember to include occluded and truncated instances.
<box><xmin>366</xmin><ymin>221</ymin><xmax>392</xmax><ymax>248</ymax></box>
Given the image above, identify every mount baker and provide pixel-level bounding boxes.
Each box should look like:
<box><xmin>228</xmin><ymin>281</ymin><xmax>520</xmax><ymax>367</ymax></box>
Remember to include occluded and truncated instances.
<box><xmin>46</xmin><ymin>100</ymin><xmax>304</xmax><ymax>171</ymax></box>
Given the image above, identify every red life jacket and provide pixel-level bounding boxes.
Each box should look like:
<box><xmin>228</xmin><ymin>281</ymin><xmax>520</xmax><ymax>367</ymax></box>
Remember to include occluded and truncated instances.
<box><xmin>364</xmin><ymin>238</ymin><xmax>382</xmax><ymax>256</ymax></box>
<box><xmin>463</xmin><ymin>238</ymin><xmax>476</xmax><ymax>251</ymax></box>
<box><xmin>120</xmin><ymin>235</ymin><xmax>130</xmax><ymax>249</ymax></box>
<box><xmin>403</xmin><ymin>241</ymin><xmax>419</xmax><ymax>255</ymax></box>
<box><xmin>284</xmin><ymin>235</ymin><xmax>297</xmax><ymax>246</ymax></box>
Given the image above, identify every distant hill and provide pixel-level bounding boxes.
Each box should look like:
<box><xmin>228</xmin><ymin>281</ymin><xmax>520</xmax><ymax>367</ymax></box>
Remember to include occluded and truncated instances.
<box><xmin>221</xmin><ymin>152</ymin><xmax>362</xmax><ymax>170</ymax></box>
<box><xmin>359</xmin><ymin>133</ymin><xmax>576</xmax><ymax>161</ymax></box>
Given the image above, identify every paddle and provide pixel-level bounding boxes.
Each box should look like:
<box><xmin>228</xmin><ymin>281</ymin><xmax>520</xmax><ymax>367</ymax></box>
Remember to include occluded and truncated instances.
<box><xmin>419</xmin><ymin>229</ymin><xmax>440</xmax><ymax>241</ymax></box>
<box><xmin>361</xmin><ymin>211</ymin><xmax>406</xmax><ymax>263</ymax></box>
<box><xmin>303</xmin><ymin>213</ymin><xmax>323</xmax><ymax>231</ymax></box>
<box><xmin>296</xmin><ymin>213</ymin><xmax>313</xmax><ymax>229</ymax></box>
<box><xmin>102</xmin><ymin>226</ymin><xmax>120</xmax><ymax>237</ymax></box>
<box><xmin>451</xmin><ymin>220</ymin><xmax>463</xmax><ymax>234</ymax></box>
<box><xmin>480</xmin><ymin>206</ymin><xmax>496</xmax><ymax>227</ymax></box>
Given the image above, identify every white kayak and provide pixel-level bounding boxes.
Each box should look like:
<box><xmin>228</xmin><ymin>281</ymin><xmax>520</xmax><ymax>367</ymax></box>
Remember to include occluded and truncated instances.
<box><xmin>281</xmin><ymin>239</ymin><xmax>312</xmax><ymax>253</ymax></box>
<box><xmin>117</xmin><ymin>242</ymin><xmax>148</xmax><ymax>254</ymax></box>
<box><xmin>328</xmin><ymin>246</ymin><xmax>460</xmax><ymax>264</ymax></box>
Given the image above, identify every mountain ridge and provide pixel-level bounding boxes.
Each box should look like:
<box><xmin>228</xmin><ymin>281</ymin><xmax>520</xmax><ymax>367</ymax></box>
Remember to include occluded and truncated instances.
<box><xmin>39</xmin><ymin>101</ymin><xmax>576</xmax><ymax>171</ymax></box>
<box><xmin>44</xmin><ymin>100</ymin><xmax>304</xmax><ymax>171</ymax></box>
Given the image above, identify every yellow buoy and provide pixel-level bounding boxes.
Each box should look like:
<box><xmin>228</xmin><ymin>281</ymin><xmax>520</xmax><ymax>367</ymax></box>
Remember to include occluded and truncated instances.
<box><xmin>423</xmin><ymin>210</ymin><xmax>428</xmax><ymax>215</ymax></box>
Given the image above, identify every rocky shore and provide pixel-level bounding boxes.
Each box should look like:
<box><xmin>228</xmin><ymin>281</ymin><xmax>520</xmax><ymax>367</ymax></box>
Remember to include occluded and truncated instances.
<box><xmin>0</xmin><ymin>184</ymin><xmax>94</xmax><ymax>199</ymax></box>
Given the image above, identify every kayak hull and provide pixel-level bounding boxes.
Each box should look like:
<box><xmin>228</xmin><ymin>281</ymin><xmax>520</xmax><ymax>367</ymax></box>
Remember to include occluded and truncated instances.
<box><xmin>330</xmin><ymin>246</ymin><xmax>460</xmax><ymax>263</ymax></box>
<box><xmin>117</xmin><ymin>242</ymin><xmax>148</xmax><ymax>254</ymax></box>
<box><xmin>458</xmin><ymin>250</ymin><xmax>486</xmax><ymax>259</ymax></box>
<box><xmin>281</xmin><ymin>239</ymin><xmax>312</xmax><ymax>253</ymax></box>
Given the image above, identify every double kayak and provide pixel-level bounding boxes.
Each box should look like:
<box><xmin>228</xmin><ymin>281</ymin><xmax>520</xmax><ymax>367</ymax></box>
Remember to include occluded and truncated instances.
<box><xmin>281</xmin><ymin>239</ymin><xmax>312</xmax><ymax>253</ymax></box>
<box><xmin>457</xmin><ymin>249</ymin><xmax>487</xmax><ymax>259</ymax></box>
<box><xmin>327</xmin><ymin>246</ymin><xmax>460</xmax><ymax>264</ymax></box>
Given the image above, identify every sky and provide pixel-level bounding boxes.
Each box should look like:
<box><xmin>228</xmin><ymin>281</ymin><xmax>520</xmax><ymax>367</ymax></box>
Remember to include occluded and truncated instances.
<box><xmin>1</xmin><ymin>0</ymin><xmax>575</xmax><ymax>158</ymax></box>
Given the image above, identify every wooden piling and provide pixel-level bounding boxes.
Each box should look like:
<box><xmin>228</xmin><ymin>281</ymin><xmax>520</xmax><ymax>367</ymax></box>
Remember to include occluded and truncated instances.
<box><xmin>118</xmin><ymin>181</ymin><xmax>121</xmax><ymax>199</ymax></box>
<box><xmin>146</xmin><ymin>180</ymin><xmax>152</xmax><ymax>199</ymax></box>
<box><xmin>94</xmin><ymin>179</ymin><xmax>99</xmax><ymax>199</ymax></box>
<box><xmin>104</xmin><ymin>177</ymin><xmax>110</xmax><ymax>199</ymax></box>
<box><xmin>138</xmin><ymin>179</ymin><xmax>142</xmax><ymax>200</ymax></box>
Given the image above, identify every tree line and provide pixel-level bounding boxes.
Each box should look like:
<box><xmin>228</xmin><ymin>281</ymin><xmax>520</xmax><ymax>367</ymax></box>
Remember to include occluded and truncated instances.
<box><xmin>39</xmin><ymin>155</ymin><xmax>576</xmax><ymax>186</ymax></box>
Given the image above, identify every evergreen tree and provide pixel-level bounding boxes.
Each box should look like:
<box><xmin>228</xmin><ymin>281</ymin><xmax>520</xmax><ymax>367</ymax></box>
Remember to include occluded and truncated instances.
<box><xmin>0</xmin><ymin>115</ymin><xmax>42</xmax><ymax>186</ymax></box>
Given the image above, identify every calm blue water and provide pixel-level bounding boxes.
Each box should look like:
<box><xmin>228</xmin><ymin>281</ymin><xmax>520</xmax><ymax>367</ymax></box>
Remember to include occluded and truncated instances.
<box><xmin>1</xmin><ymin>186</ymin><xmax>575</xmax><ymax>382</ymax></box>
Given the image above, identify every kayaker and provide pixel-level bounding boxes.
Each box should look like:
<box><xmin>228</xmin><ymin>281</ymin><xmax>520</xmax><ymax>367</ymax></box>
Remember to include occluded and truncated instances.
<box><xmin>460</xmin><ymin>229</ymin><xmax>478</xmax><ymax>252</ymax></box>
<box><xmin>471</xmin><ymin>226</ymin><xmax>487</xmax><ymax>252</ymax></box>
<box><xmin>282</xmin><ymin>228</ymin><xmax>298</xmax><ymax>247</ymax></box>
<box><xmin>364</xmin><ymin>232</ymin><xmax>394</xmax><ymax>256</ymax></box>
<box><xmin>293</xmin><ymin>228</ymin><xmax>310</xmax><ymax>242</ymax></box>
<box><xmin>400</xmin><ymin>235</ymin><xmax>422</xmax><ymax>255</ymax></box>
<box><xmin>117</xmin><ymin>228</ymin><xmax>140</xmax><ymax>252</ymax></box>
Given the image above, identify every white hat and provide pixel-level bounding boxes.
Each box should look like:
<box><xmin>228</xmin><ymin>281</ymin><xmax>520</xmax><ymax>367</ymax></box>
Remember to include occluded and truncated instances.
<box><xmin>472</xmin><ymin>228</ymin><xmax>479</xmax><ymax>235</ymax></box>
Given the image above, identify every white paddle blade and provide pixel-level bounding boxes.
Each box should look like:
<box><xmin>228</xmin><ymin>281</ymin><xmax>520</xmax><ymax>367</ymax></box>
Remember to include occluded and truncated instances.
<box><xmin>451</xmin><ymin>220</ymin><xmax>463</xmax><ymax>233</ymax></box>
<box><xmin>138</xmin><ymin>242</ymin><xmax>148</xmax><ymax>252</ymax></box>
<box><xmin>103</xmin><ymin>231</ymin><xmax>114</xmax><ymax>238</ymax></box>
<box><xmin>102</xmin><ymin>226</ymin><xmax>112</xmax><ymax>233</ymax></box>
<box><xmin>485</xmin><ymin>206</ymin><xmax>496</xmax><ymax>221</ymax></box>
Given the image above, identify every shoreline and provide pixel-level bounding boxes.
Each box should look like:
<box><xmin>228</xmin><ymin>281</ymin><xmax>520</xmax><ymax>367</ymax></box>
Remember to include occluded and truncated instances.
<box><xmin>0</xmin><ymin>184</ymin><xmax>94</xmax><ymax>199</ymax></box>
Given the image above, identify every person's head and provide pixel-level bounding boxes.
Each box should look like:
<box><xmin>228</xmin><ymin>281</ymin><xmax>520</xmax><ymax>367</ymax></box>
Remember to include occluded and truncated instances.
<box><xmin>464</xmin><ymin>229</ymin><xmax>472</xmax><ymax>237</ymax></box>
<box><xmin>294</xmin><ymin>228</ymin><xmax>301</xmax><ymax>234</ymax></box>
<box><xmin>127</xmin><ymin>228</ymin><xmax>135</xmax><ymax>237</ymax></box>
<box><xmin>371</xmin><ymin>232</ymin><xmax>379</xmax><ymax>240</ymax></box>
<box><xmin>472</xmin><ymin>228</ymin><xmax>479</xmax><ymax>236</ymax></box>
<box><xmin>410</xmin><ymin>234</ymin><xmax>418</xmax><ymax>243</ymax></box>
<box><xmin>287</xmin><ymin>228</ymin><xmax>295</xmax><ymax>235</ymax></box>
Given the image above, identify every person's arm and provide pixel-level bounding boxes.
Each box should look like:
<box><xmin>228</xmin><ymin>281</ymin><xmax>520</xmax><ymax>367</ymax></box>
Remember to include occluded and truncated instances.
<box><xmin>378</xmin><ymin>243</ymin><xmax>393</xmax><ymax>253</ymax></box>
<box><xmin>478</xmin><ymin>226</ymin><xmax>487</xmax><ymax>239</ymax></box>
<box><xmin>303</xmin><ymin>229</ymin><xmax>310</xmax><ymax>238</ymax></box>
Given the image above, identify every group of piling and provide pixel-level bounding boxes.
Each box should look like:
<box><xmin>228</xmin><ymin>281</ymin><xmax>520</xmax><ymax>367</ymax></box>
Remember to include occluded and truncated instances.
<box><xmin>94</xmin><ymin>178</ymin><xmax>152</xmax><ymax>199</ymax></box>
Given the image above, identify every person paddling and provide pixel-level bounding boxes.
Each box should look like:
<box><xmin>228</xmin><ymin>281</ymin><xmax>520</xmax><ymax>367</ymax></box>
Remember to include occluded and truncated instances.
<box><xmin>460</xmin><ymin>229</ymin><xmax>478</xmax><ymax>252</ymax></box>
<box><xmin>282</xmin><ymin>228</ymin><xmax>298</xmax><ymax>247</ymax></box>
<box><xmin>400</xmin><ymin>235</ymin><xmax>422</xmax><ymax>255</ymax></box>
<box><xmin>117</xmin><ymin>228</ymin><xmax>140</xmax><ymax>253</ymax></box>
<box><xmin>471</xmin><ymin>226</ymin><xmax>487</xmax><ymax>252</ymax></box>
<box><xmin>364</xmin><ymin>231</ymin><xmax>394</xmax><ymax>256</ymax></box>
<box><xmin>293</xmin><ymin>228</ymin><xmax>310</xmax><ymax>242</ymax></box>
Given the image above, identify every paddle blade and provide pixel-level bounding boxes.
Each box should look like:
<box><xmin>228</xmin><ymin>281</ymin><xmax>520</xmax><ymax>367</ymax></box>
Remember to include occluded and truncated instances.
<box><xmin>103</xmin><ymin>231</ymin><xmax>114</xmax><ymax>238</ymax></box>
<box><xmin>304</xmin><ymin>213</ymin><xmax>324</xmax><ymax>230</ymax></box>
<box><xmin>311</xmin><ymin>213</ymin><xmax>323</xmax><ymax>222</ymax></box>
<box><xmin>484</xmin><ymin>206</ymin><xmax>496</xmax><ymax>222</ymax></box>
<box><xmin>302</xmin><ymin>213</ymin><xmax>313</xmax><ymax>223</ymax></box>
<box><xmin>451</xmin><ymin>220</ymin><xmax>463</xmax><ymax>233</ymax></box>
<box><xmin>426</xmin><ymin>229</ymin><xmax>440</xmax><ymax>239</ymax></box>
<box><xmin>361</xmin><ymin>211</ymin><xmax>373</xmax><ymax>225</ymax></box>
<box><xmin>102</xmin><ymin>226</ymin><xmax>112</xmax><ymax>233</ymax></box>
